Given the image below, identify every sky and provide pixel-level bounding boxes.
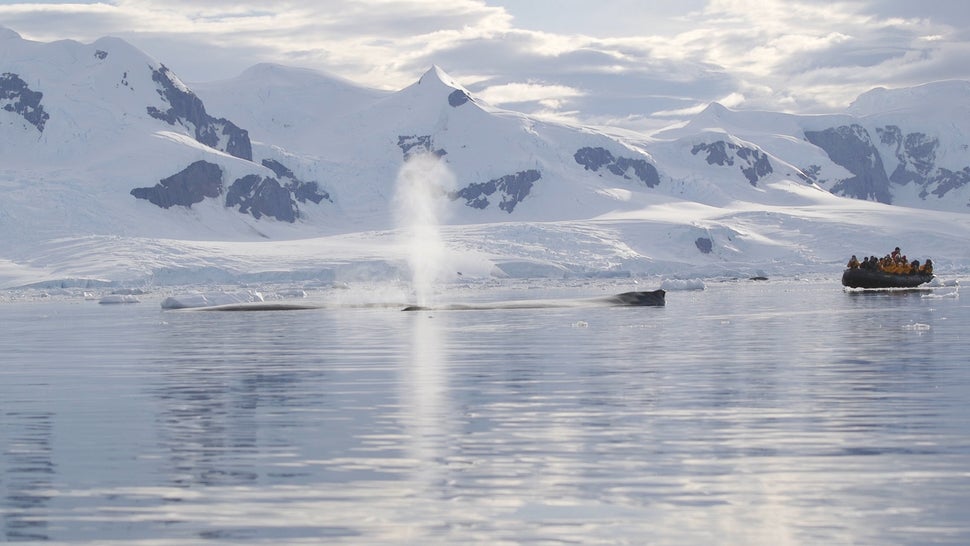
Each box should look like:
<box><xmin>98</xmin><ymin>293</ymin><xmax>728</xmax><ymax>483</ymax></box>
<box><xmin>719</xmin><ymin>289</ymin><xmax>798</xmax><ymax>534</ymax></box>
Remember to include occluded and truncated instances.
<box><xmin>2</xmin><ymin>0</ymin><xmax>969</xmax><ymax>132</ymax></box>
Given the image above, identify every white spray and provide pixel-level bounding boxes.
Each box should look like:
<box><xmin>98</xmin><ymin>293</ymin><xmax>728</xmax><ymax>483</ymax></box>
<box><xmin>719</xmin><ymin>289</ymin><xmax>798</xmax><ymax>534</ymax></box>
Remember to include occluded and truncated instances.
<box><xmin>393</xmin><ymin>152</ymin><xmax>456</xmax><ymax>308</ymax></box>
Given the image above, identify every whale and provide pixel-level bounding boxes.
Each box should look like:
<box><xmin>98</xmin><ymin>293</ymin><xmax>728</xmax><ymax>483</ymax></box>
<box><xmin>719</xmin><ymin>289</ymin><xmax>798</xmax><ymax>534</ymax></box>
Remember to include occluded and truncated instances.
<box><xmin>401</xmin><ymin>289</ymin><xmax>665</xmax><ymax>311</ymax></box>
<box><xmin>176</xmin><ymin>289</ymin><xmax>665</xmax><ymax>312</ymax></box>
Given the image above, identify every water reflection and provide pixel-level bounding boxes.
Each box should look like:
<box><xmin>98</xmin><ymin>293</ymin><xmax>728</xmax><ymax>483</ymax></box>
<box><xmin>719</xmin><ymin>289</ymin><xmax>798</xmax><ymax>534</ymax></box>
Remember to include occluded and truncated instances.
<box><xmin>400</xmin><ymin>312</ymin><xmax>452</xmax><ymax>492</ymax></box>
<box><xmin>2</xmin><ymin>410</ymin><xmax>54</xmax><ymax>541</ymax></box>
<box><xmin>147</xmin><ymin>311</ymin><xmax>334</xmax><ymax>489</ymax></box>
<box><xmin>0</xmin><ymin>281</ymin><xmax>968</xmax><ymax>544</ymax></box>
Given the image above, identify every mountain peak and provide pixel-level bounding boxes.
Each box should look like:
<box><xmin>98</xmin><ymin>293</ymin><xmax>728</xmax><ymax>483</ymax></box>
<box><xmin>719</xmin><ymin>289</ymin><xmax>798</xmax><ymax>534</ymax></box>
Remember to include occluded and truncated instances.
<box><xmin>398</xmin><ymin>64</ymin><xmax>476</xmax><ymax>108</ymax></box>
<box><xmin>699</xmin><ymin>101</ymin><xmax>731</xmax><ymax>119</ymax></box>
<box><xmin>418</xmin><ymin>65</ymin><xmax>466</xmax><ymax>92</ymax></box>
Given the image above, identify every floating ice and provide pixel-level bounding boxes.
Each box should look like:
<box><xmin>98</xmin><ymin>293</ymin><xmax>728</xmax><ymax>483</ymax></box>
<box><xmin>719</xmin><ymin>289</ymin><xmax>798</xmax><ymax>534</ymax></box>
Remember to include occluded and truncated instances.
<box><xmin>660</xmin><ymin>278</ymin><xmax>706</xmax><ymax>291</ymax></box>
<box><xmin>902</xmin><ymin>323</ymin><xmax>931</xmax><ymax>331</ymax></box>
<box><xmin>99</xmin><ymin>294</ymin><xmax>140</xmax><ymax>304</ymax></box>
<box><xmin>160</xmin><ymin>290</ymin><xmax>263</xmax><ymax>309</ymax></box>
<box><xmin>922</xmin><ymin>289</ymin><xmax>959</xmax><ymax>299</ymax></box>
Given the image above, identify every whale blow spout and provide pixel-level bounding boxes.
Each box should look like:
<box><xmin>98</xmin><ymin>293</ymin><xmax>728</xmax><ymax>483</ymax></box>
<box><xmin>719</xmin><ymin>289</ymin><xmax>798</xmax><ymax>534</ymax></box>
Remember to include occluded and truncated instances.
<box><xmin>393</xmin><ymin>152</ymin><xmax>456</xmax><ymax>309</ymax></box>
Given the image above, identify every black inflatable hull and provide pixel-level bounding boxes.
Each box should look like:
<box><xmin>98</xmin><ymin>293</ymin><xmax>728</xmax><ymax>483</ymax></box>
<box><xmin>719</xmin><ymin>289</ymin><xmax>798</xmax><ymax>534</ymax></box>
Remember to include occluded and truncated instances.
<box><xmin>842</xmin><ymin>268</ymin><xmax>933</xmax><ymax>289</ymax></box>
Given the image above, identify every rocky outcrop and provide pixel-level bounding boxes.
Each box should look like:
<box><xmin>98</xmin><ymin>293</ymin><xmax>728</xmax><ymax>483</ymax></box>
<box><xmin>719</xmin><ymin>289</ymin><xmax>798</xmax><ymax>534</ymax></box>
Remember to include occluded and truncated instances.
<box><xmin>261</xmin><ymin>159</ymin><xmax>330</xmax><ymax>204</ymax></box>
<box><xmin>1</xmin><ymin>72</ymin><xmax>49</xmax><ymax>132</ymax></box>
<box><xmin>226</xmin><ymin>175</ymin><xmax>296</xmax><ymax>222</ymax></box>
<box><xmin>875</xmin><ymin>125</ymin><xmax>970</xmax><ymax>199</ymax></box>
<box><xmin>146</xmin><ymin>64</ymin><xmax>252</xmax><ymax>161</ymax></box>
<box><xmin>453</xmin><ymin>169</ymin><xmax>541</xmax><ymax>213</ymax></box>
<box><xmin>695</xmin><ymin>237</ymin><xmax>713</xmax><ymax>254</ymax></box>
<box><xmin>925</xmin><ymin>167</ymin><xmax>970</xmax><ymax>199</ymax></box>
<box><xmin>397</xmin><ymin>135</ymin><xmax>447</xmax><ymax>160</ymax></box>
<box><xmin>691</xmin><ymin>141</ymin><xmax>773</xmax><ymax>186</ymax></box>
<box><xmin>130</xmin><ymin>160</ymin><xmax>223</xmax><ymax>208</ymax></box>
<box><xmin>133</xmin><ymin>159</ymin><xmax>327</xmax><ymax>222</ymax></box>
<box><xmin>574</xmin><ymin>147</ymin><xmax>660</xmax><ymax>187</ymax></box>
<box><xmin>448</xmin><ymin>89</ymin><xmax>472</xmax><ymax>107</ymax></box>
<box><xmin>877</xmin><ymin>125</ymin><xmax>938</xmax><ymax>185</ymax></box>
<box><xmin>804</xmin><ymin>124</ymin><xmax>892</xmax><ymax>203</ymax></box>
<box><xmin>805</xmin><ymin>123</ymin><xmax>970</xmax><ymax>204</ymax></box>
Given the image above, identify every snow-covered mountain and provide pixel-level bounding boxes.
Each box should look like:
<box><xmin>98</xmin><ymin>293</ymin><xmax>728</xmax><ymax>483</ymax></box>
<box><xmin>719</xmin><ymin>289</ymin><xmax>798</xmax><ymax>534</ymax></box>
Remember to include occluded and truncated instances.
<box><xmin>656</xmin><ymin>82</ymin><xmax>970</xmax><ymax>213</ymax></box>
<box><xmin>2</xmin><ymin>27</ymin><xmax>970</xmax><ymax>289</ymax></box>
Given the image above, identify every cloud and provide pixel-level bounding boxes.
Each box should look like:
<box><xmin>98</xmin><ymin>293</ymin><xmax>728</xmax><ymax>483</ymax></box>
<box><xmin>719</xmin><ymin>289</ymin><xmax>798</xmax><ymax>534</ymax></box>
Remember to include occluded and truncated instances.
<box><xmin>651</xmin><ymin>0</ymin><xmax>969</xmax><ymax>112</ymax></box>
<box><xmin>0</xmin><ymin>0</ymin><xmax>967</xmax><ymax>132</ymax></box>
<box><xmin>476</xmin><ymin>82</ymin><xmax>586</xmax><ymax>107</ymax></box>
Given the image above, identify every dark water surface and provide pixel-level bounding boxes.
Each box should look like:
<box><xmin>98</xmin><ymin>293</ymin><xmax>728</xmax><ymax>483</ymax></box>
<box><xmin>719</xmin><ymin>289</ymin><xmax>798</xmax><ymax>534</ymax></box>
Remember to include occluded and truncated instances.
<box><xmin>1</xmin><ymin>279</ymin><xmax>968</xmax><ymax>544</ymax></box>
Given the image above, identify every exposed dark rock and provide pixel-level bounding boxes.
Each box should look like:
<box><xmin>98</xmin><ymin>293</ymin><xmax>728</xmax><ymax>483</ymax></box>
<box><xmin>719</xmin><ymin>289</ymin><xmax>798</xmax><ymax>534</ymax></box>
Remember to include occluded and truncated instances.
<box><xmin>873</xmin><ymin>125</ymin><xmax>970</xmax><ymax>202</ymax></box>
<box><xmin>805</xmin><ymin>124</ymin><xmax>892</xmax><ymax>203</ymax></box>
<box><xmin>131</xmin><ymin>160</ymin><xmax>223</xmax><ymax>208</ymax></box>
<box><xmin>289</xmin><ymin>180</ymin><xmax>328</xmax><ymax>204</ymax></box>
<box><xmin>448</xmin><ymin>89</ymin><xmax>471</xmax><ymax>107</ymax></box>
<box><xmin>574</xmin><ymin>147</ymin><xmax>660</xmax><ymax>187</ymax></box>
<box><xmin>397</xmin><ymin>135</ymin><xmax>447</xmax><ymax>159</ymax></box>
<box><xmin>574</xmin><ymin>147</ymin><xmax>615</xmax><ymax>172</ymax></box>
<box><xmin>691</xmin><ymin>141</ymin><xmax>773</xmax><ymax>186</ymax></box>
<box><xmin>692</xmin><ymin>141</ymin><xmax>732</xmax><ymax>166</ymax></box>
<box><xmin>695</xmin><ymin>237</ymin><xmax>713</xmax><ymax>254</ymax></box>
<box><xmin>877</xmin><ymin>125</ymin><xmax>940</xmax><ymax>186</ymax></box>
<box><xmin>453</xmin><ymin>169</ymin><xmax>541</xmax><ymax>213</ymax></box>
<box><xmin>800</xmin><ymin>164</ymin><xmax>823</xmax><ymax>184</ymax></box>
<box><xmin>925</xmin><ymin>167</ymin><xmax>970</xmax><ymax>199</ymax></box>
<box><xmin>261</xmin><ymin>158</ymin><xmax>330</xmax><ymax>204</ymax></box>
<box><xmin>609</xmin><ymin>156</ymin><xmax>661</xmax><ymax>187</ymax></box>
<box><xmin>132</xmin><ymin>159</ymin><xmax>327</xmax><ymax>221</ymax></box>
<box><xmin>226</xmin><ymin>175</ymin><xmax>297</xmax><ymax>222</ymax></box>
<box><xmin>0</xmin><ymin>72</ymin><xmax>50</xmax><ymax>132</ymax></box>
<box><xmin>94</xmin><ymin>49</ymin><xmax>108</xmax><ymax>60</ymax></box>
<box><xmin>288</xmin><ymin>180</ymin><xmax>323</xmax><ymax>204</ymax></box>
<box><xmin>146</xmin><ymin>64</ymin><xmax>253</xmax><ymax>161</ymax></box>
<box><xmin>261</xmin><ymin>158</ymin><xmax>295</xmax><ymax>180</ymax></box>
<box><xmin>737</xmin><ymin>147</ymin><xmax>773</xmax><ymax>185</ymax></box>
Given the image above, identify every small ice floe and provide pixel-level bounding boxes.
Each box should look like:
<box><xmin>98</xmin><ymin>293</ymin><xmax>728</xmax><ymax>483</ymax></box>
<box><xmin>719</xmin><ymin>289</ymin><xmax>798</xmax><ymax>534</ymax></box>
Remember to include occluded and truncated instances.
<box><xmin>111</xmin><ymin>288</ymin><xmax>147</xmax><ymax>295</ymax></box>
<box><xmin>160</xmin><ymin>290</ymin><xmax>263</xmax><ymax>309</ymax></box>
<box><xmin>44</xmin><ymin>288</ymin><xmax>73</xmax><ymax>297</ymax></box>
<box><xmin>902</xmin><ymin>323</ymin><xmax>931</xmax><ymax>331</ymax></box>
<box><xmin>922</xmin><ymin>289</ymin><xmax>959</xmax><ymax>300</ymax></box>
<box><xmin>660</xmin><ymin>278</ymin><xmax>706</xmax><ymax>291</ymax></box>
<box><xmin>572</xmin><ymin>320</ymin><xmax>589</xmax><ymax>328</ymax></box>
<box><xmin>276</xmin><ymin>288</ymin><xmax>308</xmax><ymax>299</ymax></box>
<box><xmin>99</xmin><ymin>294</ymin><xmax>140</xmax><ymax>304</ymax></box>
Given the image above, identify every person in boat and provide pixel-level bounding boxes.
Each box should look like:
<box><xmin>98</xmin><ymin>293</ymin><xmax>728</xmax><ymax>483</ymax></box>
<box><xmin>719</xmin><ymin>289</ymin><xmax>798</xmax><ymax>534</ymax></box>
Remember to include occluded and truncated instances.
<box><xmin>847</xmin><ymin>255</ymin><xmax>860</xmax><ymax>269</ymax></box>
<box><xmin>878</xmin><ymin>255</ymin><xmax>894</xmax><ymax>273</ymax></box>
<box><xmin>920</xmin><ymin>259</ymin><xmax>933</xmax><ymax>275</ymax></box>
<box><xmin>891</xmin><ymin>246</ymin><xmax>901</xmax><ymax>260</ymax></box>
<box><xmin>910</xmin><ymin>259</ymin><xmax>920</xmax><ymax>275</ymax></box>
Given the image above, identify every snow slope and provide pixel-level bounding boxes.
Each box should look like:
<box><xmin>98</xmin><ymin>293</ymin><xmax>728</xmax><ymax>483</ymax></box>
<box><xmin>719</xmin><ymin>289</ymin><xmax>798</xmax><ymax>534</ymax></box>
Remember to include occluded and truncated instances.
<box><xmin>2</xmin><ymin>28</ymin><xmax>970</xmax><ymax>290</ymax></box>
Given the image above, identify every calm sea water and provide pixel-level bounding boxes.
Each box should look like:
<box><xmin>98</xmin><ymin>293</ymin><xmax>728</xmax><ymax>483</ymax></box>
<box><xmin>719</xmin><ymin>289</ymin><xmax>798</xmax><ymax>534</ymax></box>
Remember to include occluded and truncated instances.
<box><xmin>1</xmin><ymin>279</ymin><xmax>968</xmax><ymax>545</ymax></box>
